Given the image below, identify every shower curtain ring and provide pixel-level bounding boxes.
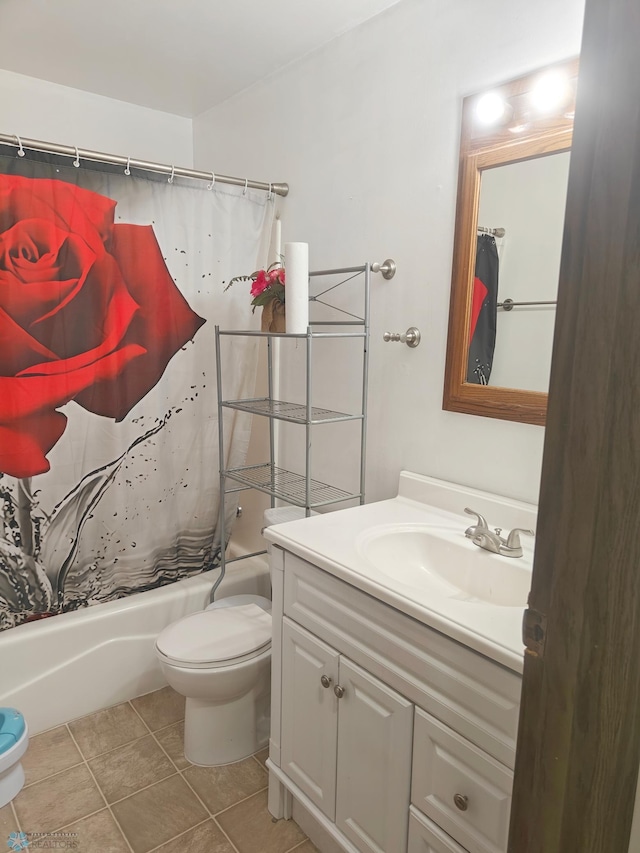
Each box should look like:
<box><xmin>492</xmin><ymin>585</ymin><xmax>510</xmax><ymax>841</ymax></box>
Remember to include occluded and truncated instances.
<box><xmin>15</xmin><ymin>134</ymin><xmax>25</xmax><ymax>158</ymax></box>
<box><xmin>267</xmin><ymin>182</ymin><xmax>273</xmax><ymax>200</ymax></box>
<box><xmin>124</xmin><ymin>156</ymin><xmax>131</xmax><ymax>176</ymax></box>
<box><xmin>243</xmin><ymin>178</ymin><xmax>248</xmax><ymax>195</ymax></box>
<box><xmin>168</xmin><ymin>165</ymin><xmax>175</xmax><ymax>184</ymax></box>
<box><xmin>207</xmin><ymin>172</ymin><xmax>215</xmax><ymax>190</ymax></box>
<box><xmin>73</xmin><ymin>146</ymin><xmax>80</xmax><ymax>168</ymax></box>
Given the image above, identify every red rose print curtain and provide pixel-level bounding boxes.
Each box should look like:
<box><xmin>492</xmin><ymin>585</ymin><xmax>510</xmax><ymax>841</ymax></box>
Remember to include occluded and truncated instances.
<box><xmin>0</xmin><ymin>150</ymin><xmax>271</xmax><ymax>630</ymax></box>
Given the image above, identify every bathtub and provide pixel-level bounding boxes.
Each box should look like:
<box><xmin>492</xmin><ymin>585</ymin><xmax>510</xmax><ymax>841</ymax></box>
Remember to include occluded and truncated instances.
<box><xmin>0</xmin><ymin>548</ymin><xmax>270</xmax><ymax>735</ymax></box>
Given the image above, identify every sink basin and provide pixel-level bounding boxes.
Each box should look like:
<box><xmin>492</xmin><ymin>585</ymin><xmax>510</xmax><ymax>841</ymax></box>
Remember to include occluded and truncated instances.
<box><xmin>356</xmin><ymin>524</ymin><xmax>532</xmax><ymax>607</ymax></box>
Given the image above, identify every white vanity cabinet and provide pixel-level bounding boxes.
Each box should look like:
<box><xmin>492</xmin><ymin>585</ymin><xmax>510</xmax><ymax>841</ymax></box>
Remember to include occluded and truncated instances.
<box><xmin>268</xmin><ymin>546</ymin><xmax>523</xmax><ymax>853</ymax></box>
<box><xmin>281</xmin><ymin>617</ymin><xmax>414</xmax><ymax>852</ymax></box>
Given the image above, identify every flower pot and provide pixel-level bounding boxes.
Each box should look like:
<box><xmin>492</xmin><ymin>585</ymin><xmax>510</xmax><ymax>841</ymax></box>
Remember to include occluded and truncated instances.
<box><xmin>261</xmin><ymin>300</ymin><xmax>286</xmax><ymax>333</ymax></box>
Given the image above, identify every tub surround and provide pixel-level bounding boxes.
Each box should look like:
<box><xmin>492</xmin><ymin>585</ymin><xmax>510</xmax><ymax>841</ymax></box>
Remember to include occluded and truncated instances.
<box><xmin>265</xmin><ymin>471</ymin><xmax>533</xmax><ymax>853</ymax></box>
<box><xmin>264</xmin><ymin>471</ymin><xmax>536</xmax><ymax>673</ymax></box>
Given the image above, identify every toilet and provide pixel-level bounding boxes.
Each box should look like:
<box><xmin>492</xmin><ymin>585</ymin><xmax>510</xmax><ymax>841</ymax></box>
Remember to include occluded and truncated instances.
<box><xmin>0</xmin><ymin>708</ymin><xmax>29</xmax><ymax>808</ymax></box>
<box><xmin>156</xmin><ymin>507</ymin><xmax>316</xmax><ymax>767</ymax></box>
<box><xmin>155</xmin><ymin>594</ymin><xmax>272</xmax><ymax>766</ymax></box>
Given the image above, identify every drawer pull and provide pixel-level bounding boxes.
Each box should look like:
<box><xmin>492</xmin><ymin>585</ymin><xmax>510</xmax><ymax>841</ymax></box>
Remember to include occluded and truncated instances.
<box><xmin>453</xmin><ymin>793</ymin><xmax>469</xmax><ymax>812</ymax></box>
<box><xmin>334</xmin><ymin>685</ymin><xmax>345</xmax><ymax>699</ymax></box>
<box><xmin>320</xmin><ymin>675</ymin><xmax>332</xmax><ymax>689</ymax></box>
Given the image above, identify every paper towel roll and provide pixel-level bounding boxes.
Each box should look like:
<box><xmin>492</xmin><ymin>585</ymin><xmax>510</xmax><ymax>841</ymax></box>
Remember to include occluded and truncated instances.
<box><xmin>284</xmin><ymin>242</ymin><xmax>309</xmax><ymax>334</ymax></box>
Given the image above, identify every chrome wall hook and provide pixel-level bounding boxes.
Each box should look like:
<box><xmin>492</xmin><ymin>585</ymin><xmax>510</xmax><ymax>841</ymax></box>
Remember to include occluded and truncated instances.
<box><xmin>383</xmin><ymin>327</ymin><xmax>421</xmax><ymax>348</ymax></box>
<box><xmin>371</xmin><ymin>259</ymin><xmax>397</xmax><ymax>280</ymax></box>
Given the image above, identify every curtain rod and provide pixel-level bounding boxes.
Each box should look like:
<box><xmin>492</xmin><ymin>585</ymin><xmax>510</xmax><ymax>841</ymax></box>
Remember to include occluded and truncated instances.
<box><xmin>0</xmin><ymin>133</ymin><xmax>289</xmax><ymax>197</ymax></box>
<box><xmin>478</xmin><ymin>225</ymin><xmax>505</xmax><ymax>238</ymax></box>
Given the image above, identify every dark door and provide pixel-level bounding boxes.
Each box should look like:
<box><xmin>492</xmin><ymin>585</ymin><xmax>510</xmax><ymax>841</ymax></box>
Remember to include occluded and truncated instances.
<box><xmin>509</xmin><ymin>1</ymin><xmax>640</xmax><ymax>851</ymax></box>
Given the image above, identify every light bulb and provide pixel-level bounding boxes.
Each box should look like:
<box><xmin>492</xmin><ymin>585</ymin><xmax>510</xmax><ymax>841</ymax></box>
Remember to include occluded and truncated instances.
<box><xmin>530</xmin><ymin>70</ymin><xmax>572</xmax><ymax>114</ymax></box>
<box><xmin>475</xmin><ymin>92</ymin><xmax>510</xmax><ymax>126</ymax></box>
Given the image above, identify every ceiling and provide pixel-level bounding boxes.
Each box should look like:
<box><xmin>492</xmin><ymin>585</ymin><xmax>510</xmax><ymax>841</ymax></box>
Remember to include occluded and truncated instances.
<box><xmin>0</xmin><ymin>0</ymin><xmax>403</xmax><ymax>117</ymax></box>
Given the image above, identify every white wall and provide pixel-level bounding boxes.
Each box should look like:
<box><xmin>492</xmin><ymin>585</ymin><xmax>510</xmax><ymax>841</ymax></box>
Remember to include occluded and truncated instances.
<box><xmin>0</xmin><ymin>68</ymin><xmax>192</xmax><ymax>164</ymax></box>
<box><xmin>193</xmin><ymin>0</ymin><xmax>585</xmax><ymax>506</ymax></box>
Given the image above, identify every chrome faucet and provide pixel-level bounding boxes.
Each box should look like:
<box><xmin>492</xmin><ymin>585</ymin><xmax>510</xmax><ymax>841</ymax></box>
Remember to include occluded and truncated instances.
<box><xmin>464</xmin><ymin>508</ymin><xmax>489</xmax><ymax>539</ymax></box>
<box><xmin>464</xmin><ymin>508</ymin><xmax>533</xmax><ymax>558</ymax></box>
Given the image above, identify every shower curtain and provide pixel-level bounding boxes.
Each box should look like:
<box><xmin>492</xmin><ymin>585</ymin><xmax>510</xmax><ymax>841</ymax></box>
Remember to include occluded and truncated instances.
<box><xmin>467</xmin><ymin>234</ymin><xmax>499</xmax><ymax>385</ymax></box>
<box><xmin>0</xmin><ymin>151</ymin><xmax>272</xmax><ymax>630</ymax></box>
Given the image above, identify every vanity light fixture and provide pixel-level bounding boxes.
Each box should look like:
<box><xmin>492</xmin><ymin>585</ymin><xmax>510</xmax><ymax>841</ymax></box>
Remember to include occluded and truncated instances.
<box><xmin>474</xmin><ymin>92</ymin><xmax>513</xmax><ymax>127</ymax></box>
<box><xmin>508</xmin><ymin>121</ymin><xmax>531</xmax><ymax>134</ymax></box>
<box><xmin>529</xmin><ymin>69</ymin><xmax>573</xmax><ymax>114</ymax></box>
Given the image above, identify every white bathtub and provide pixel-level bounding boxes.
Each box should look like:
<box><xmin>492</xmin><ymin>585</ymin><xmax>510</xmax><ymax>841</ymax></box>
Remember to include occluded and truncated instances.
<box><xmin>0</xmin><ymin>550</ymin><xmax>270</xmax><ymax>734</ymax></box>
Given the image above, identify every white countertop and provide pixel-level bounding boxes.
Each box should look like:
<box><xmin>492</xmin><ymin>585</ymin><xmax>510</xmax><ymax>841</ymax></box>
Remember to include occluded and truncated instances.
<box><xmin>264</xmin><ymin>472</ymin><xmax>537</xmax><ymax>674</ymax></box>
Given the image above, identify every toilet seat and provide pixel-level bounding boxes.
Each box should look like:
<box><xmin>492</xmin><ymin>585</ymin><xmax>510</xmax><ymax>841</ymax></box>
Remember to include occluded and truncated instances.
<box><xmin>156</xmin><ymin>595</ymin><xmax>272</xmax><ymax>670</ymax></box>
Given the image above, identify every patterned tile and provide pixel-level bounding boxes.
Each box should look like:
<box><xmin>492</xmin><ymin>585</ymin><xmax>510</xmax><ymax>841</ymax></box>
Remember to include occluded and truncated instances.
<box><xmin>111</xmin><ymin>774</ymin><xmax>207</xmax><ymax>853</ymax></box>
<box><xmin>13</xmin><ymin>764</ymin><xmax>104</xmax><ymax>833</ymax></box>
<box><xmin>131</xmin><ymin>687</ymin><xmax>185</xmax><ymax>732</ymax></box>
<box><xmin>154</xmin><ymin>721</ymin><xmax>190</xmax><ymax>770</ymax></box>
<box><xmin>289</xmin><ymin>841</ymin><xmax>321</xmax><ymax>852</ymax></box>
<box><xmin>68</xmin><ymin>703</ymin><xmax>147</xmax><ymax>759</ymax></box>
<box><xmin>88</xmin><ymin>735</ymin><xmax>175</xmax><ymax>803</ymax></box>
<box><xmin>153</xmin><ymin>819</ymin><xmax>235</xmax><ymax>853</ymax></box>
<box><xmin>0</xmin><ymin>803</ymin><xmax>20</xmax><ymax>835</ymax></box>
<box><xmin>253</xmin><ymin>747</ymin><xmax>269</xmax><ymax>769</ymax></box>
<box><xmin>217</xmin><ymin>790</ymin><xmax>306</xmax><ymax>853</ymax></box>
<box><xmin>22</xmin><ymin>726</ymin><xmax>83</xmax><ymax>786</ymax></box>
<box><xmin>183</xmin><ymin>757</ymin><xmax>267</xmax><ymax>815</ymax></box>
<box><xmin>62</xmin><ymin>808</ymin><xmax>129</xmax><ymax>853</ymax></box>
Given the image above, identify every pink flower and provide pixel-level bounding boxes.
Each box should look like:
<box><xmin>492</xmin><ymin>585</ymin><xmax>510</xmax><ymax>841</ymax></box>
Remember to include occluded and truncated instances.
<box><xmin>250</xmin><ymin>270</ymin><xmax>269</xmax><ymax>297</ymax></box>
<box><xmin>267</xmin><ymin>267</ymin><xmax>285</xmax><ymax>285</ymax></box>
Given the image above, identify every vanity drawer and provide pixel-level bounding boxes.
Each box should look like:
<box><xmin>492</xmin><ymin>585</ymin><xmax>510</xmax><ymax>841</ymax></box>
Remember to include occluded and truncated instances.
<box><xmin>283</xmin><ymin>551</ymin><xmax>521</xmax><ymax>768</ymax></box>
<box><xmin>408</xmin><ymin>807</ymin><xmax>467</xmax><ymax>853</ymax></box>
<box><xmin>412</xmin><ymin>708</ymin><xmax>512</xmax><ymax>853</ymax></box>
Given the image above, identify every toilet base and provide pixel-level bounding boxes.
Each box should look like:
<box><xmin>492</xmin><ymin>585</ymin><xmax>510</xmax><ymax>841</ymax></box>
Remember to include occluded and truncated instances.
<box><xmin>184</xmin><ymin>689</ymin><xmax>270</xmax><ymax>766</ymax></box>
<box><xmin>0</xmin><ymin>760</ymin><xmax>25</xmax><ymax>809</ymax></box>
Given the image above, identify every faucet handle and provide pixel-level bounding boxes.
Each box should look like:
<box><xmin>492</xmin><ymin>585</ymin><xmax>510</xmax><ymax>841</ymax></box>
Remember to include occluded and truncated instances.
<box><xmin>505</xmin><ymin>527</ymin><xmax>535</xmax><ymax>549</ymax></box>
<box><xmin>464</xmin><ymin>507</ymin><xmax>489</xmax><ymax>538</ymax></box>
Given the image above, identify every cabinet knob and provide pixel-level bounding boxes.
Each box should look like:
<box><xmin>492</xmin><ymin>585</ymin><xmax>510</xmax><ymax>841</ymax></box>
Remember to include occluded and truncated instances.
<box><xmin>453</xmin><ymin>793</ymin><xmax>469</xmax><ymax>812</ymax></box>
<box><xmin>334</xmin><ymin>685</ymin><xmax>345</xmax><ymax>699</ymax></box>
<box><xmin>320</xmin><ymin>675</ymin><xmax>332</xmax><ymax>689</ymax></box>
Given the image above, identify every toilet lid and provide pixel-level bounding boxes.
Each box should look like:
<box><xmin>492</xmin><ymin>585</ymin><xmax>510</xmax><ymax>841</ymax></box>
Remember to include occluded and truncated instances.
<box><xmin>0</xmin><ymin>708</ymin><xmax>25</xmax><ymax>755</ymax></box>
<box><xmin>156</xmin><ymin>603</ymin><xmax>272</xmax><ymax>667</ymax></box>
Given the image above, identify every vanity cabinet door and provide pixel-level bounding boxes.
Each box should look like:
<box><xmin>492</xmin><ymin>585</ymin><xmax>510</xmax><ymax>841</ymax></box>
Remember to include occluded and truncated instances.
<box><xmin>281</xmin><ymin>618</ymin><xmax>339</xmax><ymax>819</ymax></box>
<box><xmin>335</xmin><ymin>658</ymin><xmax>413</xmax><ymax>853</ymax></box>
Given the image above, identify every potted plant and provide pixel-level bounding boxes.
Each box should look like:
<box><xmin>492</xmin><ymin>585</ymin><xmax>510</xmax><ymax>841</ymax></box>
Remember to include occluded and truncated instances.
<box><xmin>224</xmin><ymin>262</ymin><xmax>285</xmax><ymax>332</ymax></box>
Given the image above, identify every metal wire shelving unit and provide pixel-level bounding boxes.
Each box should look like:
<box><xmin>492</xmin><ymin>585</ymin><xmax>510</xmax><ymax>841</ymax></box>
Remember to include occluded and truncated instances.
<box><xmin>213</xmin><ymin>261</ymin><xmax>381</xmax><ymax>592</ymax></box>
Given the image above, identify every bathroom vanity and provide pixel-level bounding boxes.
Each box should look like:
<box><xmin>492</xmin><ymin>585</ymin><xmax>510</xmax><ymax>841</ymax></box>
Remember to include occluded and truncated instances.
<box><xmin>264</xmin><ymin>472</ymin><xmax>535</xmax><ymax>853</ymax></box>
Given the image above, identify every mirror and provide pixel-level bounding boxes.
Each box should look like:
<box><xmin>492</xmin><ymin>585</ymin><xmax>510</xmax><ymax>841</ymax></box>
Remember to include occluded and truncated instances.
<box><xmin>443</xmin><ymin>58</ymin><xmax>579</xmax><ymax>425</ymax></box>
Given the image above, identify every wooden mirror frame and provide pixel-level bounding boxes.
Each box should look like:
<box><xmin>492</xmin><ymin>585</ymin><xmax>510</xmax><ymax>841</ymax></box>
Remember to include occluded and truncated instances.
<box><xmin>443</xmin><ymin>58</ymin><xmax>579</xmax><ymax>426</ymax></box>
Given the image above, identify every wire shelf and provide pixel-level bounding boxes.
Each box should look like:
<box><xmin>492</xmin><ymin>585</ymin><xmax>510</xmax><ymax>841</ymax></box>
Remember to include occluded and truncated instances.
<box><xmin>222</xmin><ymin>397</ymin><xmax>361</xmax><ymax>424</ymax></box>
<box><xmin>224</xmin><ymin>464</ymin><xmax>360</xmax><ymax>508</ymax></box>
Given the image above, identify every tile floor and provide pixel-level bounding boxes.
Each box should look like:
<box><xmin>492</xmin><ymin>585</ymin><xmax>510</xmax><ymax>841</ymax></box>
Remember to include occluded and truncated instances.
<box><xmin>1</xmin><ymin>687</ymin><xmax>318</xmax><ymax>853</ymax></box>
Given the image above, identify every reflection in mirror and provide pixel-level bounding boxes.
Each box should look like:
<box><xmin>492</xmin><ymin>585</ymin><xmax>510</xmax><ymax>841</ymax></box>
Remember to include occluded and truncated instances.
<box><xmin>476</xmin><ymin>152</ymin><xmax>571</xmax><ymax>392</ymax></box>
<box><xmin>443</xmin><ymin>58</ymin><xmax>578</xmax><ymax>426</ymax></box>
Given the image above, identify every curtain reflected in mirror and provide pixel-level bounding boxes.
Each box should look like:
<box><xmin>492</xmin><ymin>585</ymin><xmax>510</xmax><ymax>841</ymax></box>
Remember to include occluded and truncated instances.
<box><xmin>467</xmin><ymin>234</ymin><xmax>499</xmax><ymax>385</ymax></box>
